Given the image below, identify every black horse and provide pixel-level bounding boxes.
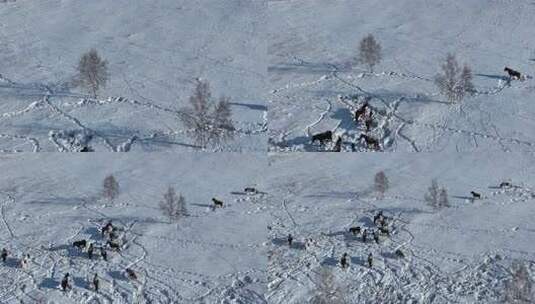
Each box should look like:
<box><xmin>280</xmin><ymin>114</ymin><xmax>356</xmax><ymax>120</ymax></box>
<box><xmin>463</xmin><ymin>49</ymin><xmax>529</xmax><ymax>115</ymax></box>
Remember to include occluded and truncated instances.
<box><xmin>504</xmin><ymin>67</ymin><xmax>521</xmax><ymax>80</ymax></box>
<box><xmin>311</xmin><ymin>131</ymin><xmax>332</xmax><ymax>145</ymax></box>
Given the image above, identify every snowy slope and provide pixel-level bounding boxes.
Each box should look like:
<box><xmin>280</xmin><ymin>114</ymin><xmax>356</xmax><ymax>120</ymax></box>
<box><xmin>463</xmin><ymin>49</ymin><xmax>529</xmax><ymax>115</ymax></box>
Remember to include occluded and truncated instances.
<box><xmin>0</xmin><ymin>153</ymin><xmax>268</xmax><ymax>303</ymax></box>
<box><xmin>0</xmin><ymin>0</ymin><xmax>266</xmax><ymax>152</ymax></box>
<box><xmin>265</xmin><ymin>152</ymin><xmax>535</xmax><ymax>303</ymax></box>
<box><xmin>268</xmin><ymin>0</ymin><xmax>535</xmax><ymax>152</ymax></box>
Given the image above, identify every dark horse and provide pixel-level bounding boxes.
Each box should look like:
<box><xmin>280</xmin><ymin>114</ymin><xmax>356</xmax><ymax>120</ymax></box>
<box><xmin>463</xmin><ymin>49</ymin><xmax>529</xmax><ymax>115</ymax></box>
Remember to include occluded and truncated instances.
<box><xmin>311</xmin><ymin>131</ymin><xmax>332</xmax><ymax>145</ymax></box>
<box><xmin>359</xmin><ymin>134</ymin><xmax>380</xmax><ymax>150</ymax></box>
<box><xmin>504</xmin><ymin>67</ymin><xmax>521</xmax><ymax>80</ymax></box>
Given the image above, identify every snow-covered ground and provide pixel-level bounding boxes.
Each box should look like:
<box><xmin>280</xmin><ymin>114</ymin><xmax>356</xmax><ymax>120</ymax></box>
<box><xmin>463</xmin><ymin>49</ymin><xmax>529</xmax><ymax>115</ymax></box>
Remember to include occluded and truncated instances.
<box><xmin>269</xmin><ymin>0</ymin><xmax>535</xmax><ymax>152</ymax></box>
<box><xmin>265</xmin><ymin>152</ymin><xmax>535</xmax><ymax>303</ymax></box>
<box><xmin>0</xmin><ymin>153</ymin><xmax>268</xmax><ymax>303</ymax></box>
<box><xmin>0</xmin><ymin>0</ymin><xmax>266</xmax><ymax>152</ymax></box>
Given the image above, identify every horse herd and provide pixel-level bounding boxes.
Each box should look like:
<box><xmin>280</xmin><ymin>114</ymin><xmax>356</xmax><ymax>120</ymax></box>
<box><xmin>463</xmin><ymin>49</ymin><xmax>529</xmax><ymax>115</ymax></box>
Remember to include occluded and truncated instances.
<box><xmin>308</xmin><ymin>66</ymin><xmax>527</xmax><ymax>152</ymax></box>
<box><xmin>284</xmin><ymin>210</ymin><xmax>397</xmax><ymax>270</ymax></box>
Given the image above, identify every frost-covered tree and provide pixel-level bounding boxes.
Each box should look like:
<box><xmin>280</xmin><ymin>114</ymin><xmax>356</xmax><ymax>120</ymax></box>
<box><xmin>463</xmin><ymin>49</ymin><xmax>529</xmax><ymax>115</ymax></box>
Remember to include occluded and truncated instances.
<box><xmin>425</xmin><ymin>180</ymin><xmax>450</xmax><ymax>209</ymax></box>
<box><xmin>102</xmin><ymin>174</ymin><xmax>119</xmax><ymax>201</ymax></box>
<box><xmin>504</xmin><ymin>261</ymin><xmax>533</xmax><ymax>303</ymax></box>
<box><xmin>309</xmin><ymin>267</ymin><xmax>347</xmax><ymax>304</ymax></box>
<box><xmin>438</xmin><ymin>188</ymin><xmax>450</xmax><ymax>208</ymax></box>
<box><xmin>424</xmin><ymin>179</ymin><xmax>440</xmax><ymax>208</ymax></box>
<box><xmin>374</xmin><ymin>171</ymin><xmax>389</xmax><ymax>197</ymax></box>
<box><xmin>76</xmin><ymin>49</ymin><xmax>109</xmax><ymax>98</ymax></box>
<box><xmin>358</xmin><ymin>34</ymin><xmax>382</xmax><ymax>72</ymax></box>
<box><xmin>159</xmin><ymin>187</ymin><xmax>188</xmax><ymax>222</ymax></box>
<box><xmin>179</xmin><ymin>80</ymin><xmax>234</xmax><ymax>148</ymax></box>
<box><xmin>434</xmin><ymin>53</ymin><xmax>475</xmax><ymax>103</ymax></box>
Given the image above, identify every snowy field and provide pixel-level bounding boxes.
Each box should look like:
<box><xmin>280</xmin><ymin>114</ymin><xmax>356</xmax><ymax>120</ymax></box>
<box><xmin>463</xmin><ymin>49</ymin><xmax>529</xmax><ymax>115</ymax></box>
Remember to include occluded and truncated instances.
<box><xmin>269</xmin><ymin>0</ymin><xmax>535</xmax><ymax>152</ymax></box>
<box><xmin>266</xmin><ymin>152</ymin><xmax>535</xmax><ymax>303</ymax></box>
<box><xmin>0</xmin><ymin>153</ymin><xmax>268</xmax><ymax>303</ymax></box>
<box><xmin>0</xmin><ymin>0</ymin><xmax>266</xmax><ymax>152</ymax></box>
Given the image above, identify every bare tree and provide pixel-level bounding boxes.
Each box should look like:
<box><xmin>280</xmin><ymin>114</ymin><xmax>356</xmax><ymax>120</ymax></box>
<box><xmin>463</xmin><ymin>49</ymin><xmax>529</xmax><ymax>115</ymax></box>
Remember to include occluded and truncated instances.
<box><xmin>505</xmin><ymin>261</ymin><xmax>533</xmax><ymax>303</ymax></box>
<box><xmin>179</xmin><ymin>80</ymin><xmax>235</xmax><ymax>148</ymax></box>
<box><xmin>424</xmin><ymin>179</ymin><xmax>440</xmax><ymax>208</ymax></box>
<box><xmin>211</xmin><ymin>96</ymin><xmax>234</xmax><ymax>146</ymax></box>
<box><xmin>102</xmin><ymin>174</ymin><xmax>119</xmax><ymax>201</ymax></box>
<box><xmin>309</xmin><ymin>267</ymin><xmax>347</xmax><ymax>304</ymax></box>
<box><xmin>76</xmin><ymin>49</ymin><xmax>109</xmax><ymax>98</ymax></box>
<box><xmin>358</xmin><ymin>34</ymin><xmax>382</xmax><ymax>72</ymax></box>
<box><xmin>434</xmin><ymin>53</ymin><xmax>475</xmax><ymax>103</ymax></box>
<box><xmin>438</xmin><ymin>188</ymin><xmax>450</xmax><ymax>208</ymax></box>
<box><xmin>159</xmin><ymin>187</ymin><xmax>188</xmax><ymax>222</ymax></box>
<box><xmin>374</xmin><ymin>171</ymin><xmax>389</xmax><ymax>197</ymax></box>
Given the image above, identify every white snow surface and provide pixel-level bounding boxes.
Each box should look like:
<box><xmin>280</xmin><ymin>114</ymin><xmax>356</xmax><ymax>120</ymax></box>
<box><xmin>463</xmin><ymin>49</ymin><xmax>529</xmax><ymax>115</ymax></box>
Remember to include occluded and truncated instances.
<box><xmin>269</xmin><ymin>0</ymin><xmax>535</xmax><ymax>152</ymax></box>
<box><xmin>0</xmin><ymin>0</ymin><xmax>266</xmax><ymax>152</ymax></box>
<box><xmin>0</xmin><ymin>153</ymin><xmax>268</xmax><ymax>303</ymax></box>
<box><xmin>265</xmin><ymin>152</ymin><xmax>535</xmax><ymax>303</ymax></box>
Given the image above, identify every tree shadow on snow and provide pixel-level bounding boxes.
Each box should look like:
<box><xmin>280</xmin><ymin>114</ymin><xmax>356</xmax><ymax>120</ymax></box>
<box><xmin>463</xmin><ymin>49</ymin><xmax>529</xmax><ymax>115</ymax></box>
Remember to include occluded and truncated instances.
<box><xmin>268</xmin><ymin>60</ymin><xmax>353</xmax><ymax>75</ymax></box>
<box><xmin>25</xmin><ymin>196</ymin><xmax>88</xmax><ymax>206</ymax></box>
<box><xmin>229</xmin><ymin>102</ymin><xmax>267</xmax><ymax>111</ymax></box>
<box><xmin>304</xmin><ymin>191</ymin><xmax>361</xmax><ymax>199</ymax></box>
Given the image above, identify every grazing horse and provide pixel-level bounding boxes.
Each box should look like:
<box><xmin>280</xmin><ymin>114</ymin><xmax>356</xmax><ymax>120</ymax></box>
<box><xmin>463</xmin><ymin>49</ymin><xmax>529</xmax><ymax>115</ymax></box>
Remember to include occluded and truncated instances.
<box><xmin>61</xmin><ymin>273</ymin><xmax>71</xmax><ymax>291</ymax></box>
<box><xmin>395</xmin><ymin>249</ymin><xmax>405</xmax><ymax>258</ymax></box>
<box><xmin>373</xmin><ymin>230</ymin><xmax>380</xmax><ymax>243</ymax></box>
<box><xmin>378</xmin><ymin>226</ymin><xmax>390</xmax><ymax>236</ymax></box>
<box><xmin>102</xmin><ymin>222</ymin><xmax>114</xmax><ymax>237</ymax></box>
<box><xmin>373</xmin><ymin>211</ymin><xmax>384</xmax><ymax>225</ymax></box>
<box><xmin>107</xmin><ymin>241</ymin><xmax>121</xmax><ymax>251</ymax></box>
<box><xmin>499</xmin><ymin>182</ymin><xmax>512</xmax><ymax>188</ymax></box>
<box><xmin>244</xmin><ymin>187</ymin><xmax>257</xmax><ymax>194</ymax></box>
<box><xmin>311</xmin><ymin>131</ymin><xmax>332</xmax><ymax>145</ymax></box>
<box><xmin>332</xmin><ymin>136</ymin><xmax>342</xmax><ymax>152</ymax></box>
<box><xmin>349</xmin><ymin>226</ymin><xmax>361</xmax><ymax>235</ymax></box>
<box><xmin>364</xmin><ymin>115</ymin><xmax>373</xmax><ymax>132</ymax></box>
<box><xmin>212</xmin><ymin>198</ymin><xmax>224</xmax><ymax>208</ymax></box>
<box><xmin>504</xmin><ymin>67</ymin><xmax>521</xmax><ymax>80</ymax></box>
<box><xmin>470</xmin><ymin>191</ymin><xmax>481</xmax><ymax>199</ymax></box>
<box><xmin>354</xmin><ymin>102</ymin><xmax>369</xmax><ymax>122</ymax></box>
<box><xmin>340</xmin><ymin>253</ymin><xmax>348</xmax><ymax>269</ymax></box>
<box><xmin>73</xmin><ymin>240</ymin><xmax>87</xmax><ymax>250</ymax></box>
<box><xmin>358</xmin><ymin>134</ymin><xmax>380</xmax><ymax>150</ymax></box>
<box><xmin>125</xmin><ymin>268</ymin><xmax>137</xmax><ymax>280</ymax></box>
